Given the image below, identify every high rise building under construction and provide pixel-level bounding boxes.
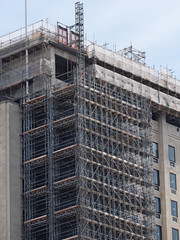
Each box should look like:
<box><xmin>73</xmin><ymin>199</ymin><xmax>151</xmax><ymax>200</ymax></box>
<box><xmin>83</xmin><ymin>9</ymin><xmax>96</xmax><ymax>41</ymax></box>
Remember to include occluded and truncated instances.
<box><xmin>0</xmin><ymin>2</ymin><xmax>180</xmax><ymax>240</ymax></box>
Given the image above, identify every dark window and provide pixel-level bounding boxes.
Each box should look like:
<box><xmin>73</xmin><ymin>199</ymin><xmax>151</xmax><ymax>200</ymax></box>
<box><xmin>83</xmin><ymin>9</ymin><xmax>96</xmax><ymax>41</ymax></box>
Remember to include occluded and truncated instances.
<box><xmin>154</xmin><ymin>169</ymin><xmax>160</xmax><ymax>186</ymax></box>
<box><xmin>170</xmin><ymin>173</ymin><xmax>177</xmax><ymax>190</ymax></box>
<box><xmin>156</xmin><ymin>225</ymin><xmax>162</xmax><ymax>240</ymax></box>
<box><xmin>172</xmin><ymin>228</ymin><xmax>179</xmax><ymax>240</ymax></box>
<box><xmin>152</xmin><ymin>111</ymin><xmax>159</xmax><ymax>121</ymax></box>
<box><xmin>55</xmin><ymin>55</ymin><xmax>76</xmax><ymax>82</ymax></box>
<box><xmin>169</xmin><ymin>145</ymin><xmax>175</xmax><ymax>162</ymax></box>
<box><xmin>171</xmin><ymin>200</ymin><xmax>178</xmax><ymax>217</ymax></box>
<box><xmin>166</xmin><ymin>114</ymin><xmax>180</xmax><ymax>128</ymax></box>
<box><xmin>155</xmin><ymin>197</ymin><xmax>161</xmax><ymax>213</ymax></box>
<box><xmin>152</xmin><ymin>142</ymin><xmax>159</xmax><ymax>158</ymax></box>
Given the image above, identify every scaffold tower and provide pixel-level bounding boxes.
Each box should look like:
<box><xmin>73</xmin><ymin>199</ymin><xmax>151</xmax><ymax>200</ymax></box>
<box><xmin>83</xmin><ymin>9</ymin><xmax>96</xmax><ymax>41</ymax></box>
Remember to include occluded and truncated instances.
<box><xmin>0</xmin><ymin>2</ymin><xmax>156</xmax><ymax>239</ymax></box>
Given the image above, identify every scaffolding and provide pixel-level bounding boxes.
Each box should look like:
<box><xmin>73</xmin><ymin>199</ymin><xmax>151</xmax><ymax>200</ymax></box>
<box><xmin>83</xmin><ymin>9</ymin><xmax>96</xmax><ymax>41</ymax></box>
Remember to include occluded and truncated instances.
<box><xmin>21</xmin><ymin>69</ymin><xmax>154</xmax><ymax>240</ymax></box>
<box><xmin>4</xmin><ymin>2</ymin><xmax>180</xmax><ymax>240</ymax></box>
<box><xmin>23</xmin><ymin>83</ymin><xmax>77</xmax><ymax>239</ymax></box>
<box><xmin>118</xmin><ymin>45</ymin><xmax>146</xmax><ymax>65</ymax></box>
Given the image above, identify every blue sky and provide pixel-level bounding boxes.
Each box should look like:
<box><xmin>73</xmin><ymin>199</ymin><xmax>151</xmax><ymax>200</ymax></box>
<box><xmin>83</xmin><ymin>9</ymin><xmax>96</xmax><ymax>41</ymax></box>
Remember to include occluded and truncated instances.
<box><xmin>1</xmin><ymin>0</ymin><xmax>180</xmax><ymax>79</ymax></box>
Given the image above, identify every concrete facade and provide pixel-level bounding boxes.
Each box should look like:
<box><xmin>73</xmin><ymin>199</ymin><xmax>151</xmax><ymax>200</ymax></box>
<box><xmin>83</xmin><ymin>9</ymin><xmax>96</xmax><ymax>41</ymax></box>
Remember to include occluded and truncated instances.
<box><xmin>0</xmin><ymin>101</ymin><xmax>21</xmax><ymax>240</ymax></box>
<box><xmin>153</xmin><ymin>115</ymin><xmax>180</xmax><ymax>239</ymax></box>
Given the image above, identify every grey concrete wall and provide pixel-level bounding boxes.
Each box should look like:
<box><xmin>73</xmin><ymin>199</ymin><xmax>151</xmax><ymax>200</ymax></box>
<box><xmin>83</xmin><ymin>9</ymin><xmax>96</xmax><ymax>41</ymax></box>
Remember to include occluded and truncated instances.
<box><xmin>0</xmin><ymin>101</ymin><xmax>21</xmax><ymax>240</ymax></box>
<box><xmin>153</xmin><ymin>115</ymin><xmax>180</xmax><ymax>240</ymax></box>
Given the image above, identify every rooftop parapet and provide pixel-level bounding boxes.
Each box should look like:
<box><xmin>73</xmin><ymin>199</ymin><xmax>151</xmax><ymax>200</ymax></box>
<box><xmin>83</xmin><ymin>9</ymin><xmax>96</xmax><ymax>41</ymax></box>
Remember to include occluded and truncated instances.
<box><xmin>86</xmin><ymin>44</ymin><xmax>180</xmax><ymax>95</ymax></box>
<box><xmin>1</xmin><ymin>21</ymin><xmax>179</xmax><ymax>100</ymax></box>
<box><xmin>0</xmin><ymin>21</ymin><xmax>57</xmax><ymax>50</ymax></box>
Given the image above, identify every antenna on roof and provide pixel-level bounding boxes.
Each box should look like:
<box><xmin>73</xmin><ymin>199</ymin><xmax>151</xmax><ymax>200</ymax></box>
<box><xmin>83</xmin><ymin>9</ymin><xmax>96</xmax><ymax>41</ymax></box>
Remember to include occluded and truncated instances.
<box><xmin>25</xmin><ymin>0</ymin><xmax>29</xmax><ymax>97</ymax></box>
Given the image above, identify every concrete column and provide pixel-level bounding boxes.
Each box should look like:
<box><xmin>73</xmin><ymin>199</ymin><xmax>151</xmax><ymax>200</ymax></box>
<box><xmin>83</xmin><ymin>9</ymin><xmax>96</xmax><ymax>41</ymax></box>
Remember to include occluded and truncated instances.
<box><xmin>0</xmin><ymin>101</ymin><xmax>22</xmax><ymax>240</ymax></box>
<box><xmin>0</xmin><ymin>59</ymin><xmax>2</xmax><ymax>74</ymax></box>
<box><xmin>158</xmin><ymin>112</ymin><xmax>170</xmax><ymax>239</ymax></box>
<box><xmin>50</xmin><ymin>47</ymin><xmax>56</xmax><ymax>85</ymax></box>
